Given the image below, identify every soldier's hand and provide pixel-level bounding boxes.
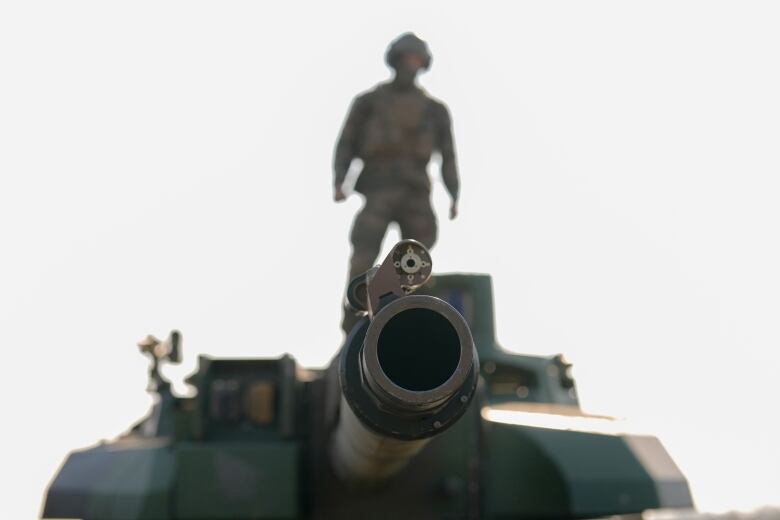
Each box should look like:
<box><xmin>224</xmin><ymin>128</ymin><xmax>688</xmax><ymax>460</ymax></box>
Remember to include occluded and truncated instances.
<box><xmin>334</xmin><ymin>186</ymin><xmax>347</xmax><ymax>202</ymax></box>
<box><xmin>449</xmin><ymin>201</ymin><xmax>458</xmax><ymax>220</ymax></box>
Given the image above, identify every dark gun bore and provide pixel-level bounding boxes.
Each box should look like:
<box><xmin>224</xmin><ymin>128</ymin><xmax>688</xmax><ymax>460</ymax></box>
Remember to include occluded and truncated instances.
<box><xmin>378</xmin><ymin>308</ymin><xmax>460</xmax><ymax>391</ymax></box>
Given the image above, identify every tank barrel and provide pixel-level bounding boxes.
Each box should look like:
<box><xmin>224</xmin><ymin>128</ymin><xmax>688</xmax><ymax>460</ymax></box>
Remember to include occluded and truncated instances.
<box><xmin>330</xmin><ymin>241</ymin><xmax>479</xmax><ymax>484</ymax></box>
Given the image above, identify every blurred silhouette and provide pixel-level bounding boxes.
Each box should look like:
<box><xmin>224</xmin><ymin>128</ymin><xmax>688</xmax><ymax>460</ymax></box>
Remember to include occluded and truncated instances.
<box><xmin>334</xmin><ymin>33</ymin><xmax>460</xmax><ymax>332</ymax></box>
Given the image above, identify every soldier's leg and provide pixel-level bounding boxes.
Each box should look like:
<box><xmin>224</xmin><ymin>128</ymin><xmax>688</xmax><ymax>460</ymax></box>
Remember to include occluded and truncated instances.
<box><xmin>342</xmin><ymin>194</ymin><xmax>393</xmax><ymax>333</ymax></box>
<box><xmin>348</xmin><ymin>195</ymin><xmax>393</xmax><ymax>280</ymax></box>
<box><xmin>397</xmin><ymin>191</ymin><xmax>437</xmax><ymax>250</ymax></box>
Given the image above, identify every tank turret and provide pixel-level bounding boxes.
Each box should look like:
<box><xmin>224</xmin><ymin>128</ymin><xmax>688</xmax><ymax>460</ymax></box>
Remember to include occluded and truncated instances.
<box><xmin>42</xmin><ymin>241</ymin><xmax>693</xmax><ymax>519</ymax></box>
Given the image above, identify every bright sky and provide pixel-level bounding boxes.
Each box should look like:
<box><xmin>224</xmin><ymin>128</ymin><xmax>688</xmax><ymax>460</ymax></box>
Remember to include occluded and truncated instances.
<box><xmin>1</xmin><ymin>1</ymin><xmax>779</xmax><ymax>518</ymax></box>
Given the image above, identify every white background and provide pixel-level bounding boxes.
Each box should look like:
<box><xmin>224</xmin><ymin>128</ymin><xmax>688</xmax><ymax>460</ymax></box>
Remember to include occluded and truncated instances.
<box><xmin>1</xmin><ymin>1</ymin><xmax>779</xmax><ymax>518</ymax></box>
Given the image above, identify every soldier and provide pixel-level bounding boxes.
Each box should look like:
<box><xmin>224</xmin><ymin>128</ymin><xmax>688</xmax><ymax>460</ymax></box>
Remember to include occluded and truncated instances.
<box><xmin>334</xmin><ymin>33</ymin><xmax>461</xmax><ymax>331</ymax></box>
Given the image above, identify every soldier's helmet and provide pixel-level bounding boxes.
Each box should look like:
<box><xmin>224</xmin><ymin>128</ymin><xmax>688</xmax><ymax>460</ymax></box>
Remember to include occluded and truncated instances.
<box><xmin>385</xmin><ymin>33</ymin><xmax>432</xmax><ymax>71</ymax></box>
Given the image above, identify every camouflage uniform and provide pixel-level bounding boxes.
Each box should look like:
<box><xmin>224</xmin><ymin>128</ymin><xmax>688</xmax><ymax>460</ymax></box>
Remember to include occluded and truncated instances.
<box><xmin>334</xmin><ymin>35</ymin><xmax>460</xmax><ymax>284</ymax></box>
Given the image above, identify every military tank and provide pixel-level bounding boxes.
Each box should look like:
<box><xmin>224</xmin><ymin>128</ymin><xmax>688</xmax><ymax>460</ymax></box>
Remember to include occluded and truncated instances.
<box><xmin>42</xmin><ymin>240</ymin><xmax>693</xmax><ymax>519</ymax></box>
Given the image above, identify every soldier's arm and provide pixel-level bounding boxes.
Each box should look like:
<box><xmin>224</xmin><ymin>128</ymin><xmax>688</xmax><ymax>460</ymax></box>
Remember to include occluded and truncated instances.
<box><xmin>434</xmin><ymin>102</ymin><xmax>460</xmax><ymax>218</ymax></box>
<box><xmin>333</xmin><ymin>95</ymin><xmax>368</xmax><ymax>196</ymax></box>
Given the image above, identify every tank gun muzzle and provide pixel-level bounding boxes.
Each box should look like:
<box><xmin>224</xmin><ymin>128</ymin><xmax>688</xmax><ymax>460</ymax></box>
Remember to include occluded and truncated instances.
<box><xmin>330</xmin><ymin>241</ymin><xmax>479</xmax><ymax>484</ymax></box>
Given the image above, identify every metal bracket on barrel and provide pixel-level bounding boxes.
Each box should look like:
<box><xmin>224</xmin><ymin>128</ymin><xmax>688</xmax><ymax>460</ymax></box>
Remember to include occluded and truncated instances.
<box><xmin>347</xmin><ymin>240</ymin><xmax>433</xmax><ymax>319</ymax></box>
